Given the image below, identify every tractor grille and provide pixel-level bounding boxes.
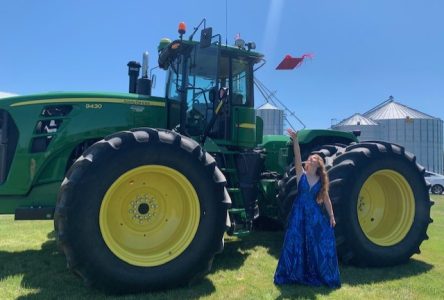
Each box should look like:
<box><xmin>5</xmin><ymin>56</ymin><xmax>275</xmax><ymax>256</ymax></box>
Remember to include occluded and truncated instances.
<box><xmin>0</xmin><ymin>110</ymin><xmax>19</xmax><ymax>184</ymax></box>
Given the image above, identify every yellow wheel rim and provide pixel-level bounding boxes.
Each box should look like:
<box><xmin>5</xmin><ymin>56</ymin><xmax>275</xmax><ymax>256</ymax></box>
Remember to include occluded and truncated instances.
<box><xmin>99</xmin><ymin>165</ymin><xmax>200</xmax><ymax>266</ymax></box>
<box><xmin>357</xmin><ymin>169</ymin><xmax>415</xmax><ymax>246</ymax></box>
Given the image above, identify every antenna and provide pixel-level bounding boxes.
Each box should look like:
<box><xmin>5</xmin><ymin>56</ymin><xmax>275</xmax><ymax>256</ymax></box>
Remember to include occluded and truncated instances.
<box><xmin>225</xmin><ymin>0</ymin><xmax>228</xmax><ymax>45</ymax></box>
<box><xmin>254</xmin><ymin>77</ymin><xmax>306</xmax><ymax>130</ymax></box>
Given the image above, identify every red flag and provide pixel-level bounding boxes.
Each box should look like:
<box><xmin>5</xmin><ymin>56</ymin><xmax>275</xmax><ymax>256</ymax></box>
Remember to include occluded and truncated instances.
<box><xmin>276</xmin><ymin>53</ymin><xmax>313</xmax><ymax>70</ymax></box>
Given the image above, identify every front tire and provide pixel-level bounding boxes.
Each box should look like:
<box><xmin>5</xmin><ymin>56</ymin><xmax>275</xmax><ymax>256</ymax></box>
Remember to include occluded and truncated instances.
<box><xmin>54</xmin><ymin>128</ymin><xmax>230</xmax><ymax>293</ymax></box>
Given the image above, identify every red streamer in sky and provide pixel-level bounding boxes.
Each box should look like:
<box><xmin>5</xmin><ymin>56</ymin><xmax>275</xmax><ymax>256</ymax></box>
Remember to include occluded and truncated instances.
<box><xmin>276</xmin><ymin>53</ymin><xmax>314</xmax><ymax>70</ymax></box>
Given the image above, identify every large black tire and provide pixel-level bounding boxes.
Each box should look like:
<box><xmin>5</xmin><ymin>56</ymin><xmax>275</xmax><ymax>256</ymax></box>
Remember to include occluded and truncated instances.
<box><xmin>327</xmin><ymin>141</ymin><xmax>432</xmax><ymax>266</ymax></box>
<box><xmin>54</xmin><ymin>128</ymin><xmax>230</xmax><ymax>293</ymax></box>
<box><xmin>278</xmin><ymin>141</ymin><xmax>433</xmax><ymax>267</ymax></box>
<box><xmin>276</xmin><ymin>144</ymin><xmax>342</xmax><ymax>227</ymax></box>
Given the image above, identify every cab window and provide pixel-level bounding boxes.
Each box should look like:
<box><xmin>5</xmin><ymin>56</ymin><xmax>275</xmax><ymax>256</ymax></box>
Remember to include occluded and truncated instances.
<box><xmin>231</xmin><ymin>58</ymin><xmax>249</xmax><ymax>106</ymax></box>
<box><xmin>166</xmin><ymin>56</ymin><xmax>185</xmax><ymax>101</ymax></box>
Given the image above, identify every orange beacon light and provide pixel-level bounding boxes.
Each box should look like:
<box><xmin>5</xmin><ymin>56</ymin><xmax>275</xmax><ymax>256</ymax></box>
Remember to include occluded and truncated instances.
<box><xmin>178</xmin><ymin>22</ymin><xmax>186</xmax><ymax>36</ymax></box>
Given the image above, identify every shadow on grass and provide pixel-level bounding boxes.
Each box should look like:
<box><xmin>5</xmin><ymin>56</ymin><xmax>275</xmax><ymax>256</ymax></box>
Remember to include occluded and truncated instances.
<box><xmin>0</xmin><ymin>231</ymin><xmax>217</xmax><ymax>300</ymax></box>
<box><xmin>211</xmin><ymin>230</ymin><xmax>284</xmax><ymax>272</ymax></box>
<box><xmin>340</xmin><ymin>259</ymin><xmax>433</xmax><ymax>286</ymax></box>
<box><xmin>275</xmin><ymin>284</ymin><xmax>337</xmax><ymax>299</ymax></box>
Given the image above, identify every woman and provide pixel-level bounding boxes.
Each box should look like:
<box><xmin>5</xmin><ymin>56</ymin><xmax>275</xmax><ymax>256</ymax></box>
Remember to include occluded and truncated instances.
<box><xmin>274</xmin><ymin>128</ymin><xmax>341</xmax><ymax>288</ymax></box>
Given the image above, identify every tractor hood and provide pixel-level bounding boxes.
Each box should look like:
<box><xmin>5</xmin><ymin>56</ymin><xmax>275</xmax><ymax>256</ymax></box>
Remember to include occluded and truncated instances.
<box><xmin>0</xmin><ymin>91</ymin><xmax>165</xmax><ymax>109</ymax></box>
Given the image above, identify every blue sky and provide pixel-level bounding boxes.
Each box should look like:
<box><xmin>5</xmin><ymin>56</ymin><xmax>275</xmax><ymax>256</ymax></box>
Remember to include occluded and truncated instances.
<box><xmin>1</xmin><ymin>0</ymin><xmax>443</xmax><ymax>129</ymax></box>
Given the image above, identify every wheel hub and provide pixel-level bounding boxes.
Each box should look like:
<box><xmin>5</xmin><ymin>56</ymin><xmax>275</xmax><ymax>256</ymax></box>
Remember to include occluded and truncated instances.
<box><xmin>128</xmin><ymin>194</ymin><xmax>158</xmax><ymax>225</ymax></box>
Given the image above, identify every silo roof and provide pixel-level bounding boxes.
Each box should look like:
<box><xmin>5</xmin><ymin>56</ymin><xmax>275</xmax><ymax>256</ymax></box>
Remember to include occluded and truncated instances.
<box><xmin>364</xmin><ymin>98</ymin><xmax>435</xmax><ymax>120</ymax></box>
<box><xmin>335</xmin><ymin>113</ymin><xmax>378</xmax><ymax>126</ymax></box>
<box><xmin>257</xmin><ymin>102</ymin><xmax>280</xmax><ymax>110</ymax></box>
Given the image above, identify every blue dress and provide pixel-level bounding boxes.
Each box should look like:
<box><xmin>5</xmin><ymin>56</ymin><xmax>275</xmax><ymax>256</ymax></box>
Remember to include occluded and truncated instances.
<box><xmin>274</xmin><ymin>173</ymin><xmax>341</xmax><ymax>288</ymax></box>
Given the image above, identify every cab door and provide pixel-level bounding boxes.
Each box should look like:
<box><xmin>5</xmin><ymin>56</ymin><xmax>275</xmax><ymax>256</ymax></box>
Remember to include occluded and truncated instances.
<box><xmin>229</xmin><ymin>58</ymin><xmax>256</xmax><ymax>147</ymax></box>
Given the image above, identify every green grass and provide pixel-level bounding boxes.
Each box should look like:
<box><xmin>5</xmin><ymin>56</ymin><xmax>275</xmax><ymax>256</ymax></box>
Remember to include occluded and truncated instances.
<box><xmin>1</xmin><ymin>195</ymin><xmax>443</xmax><ymax>299</ymax></box>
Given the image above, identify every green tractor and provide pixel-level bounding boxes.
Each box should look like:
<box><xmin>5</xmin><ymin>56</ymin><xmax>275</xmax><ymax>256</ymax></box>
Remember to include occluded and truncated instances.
<box><xmin>0</xmin><ymin>21</ymin><xmax>432</xmax><ymax>293</ymax></box>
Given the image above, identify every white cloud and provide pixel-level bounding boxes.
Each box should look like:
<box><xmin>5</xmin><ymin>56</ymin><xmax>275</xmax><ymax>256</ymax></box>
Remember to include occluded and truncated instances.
<box><xmin>0</xmin><ymin>91</ymin><xmax>17</xmax><ymax>98</ymax></box>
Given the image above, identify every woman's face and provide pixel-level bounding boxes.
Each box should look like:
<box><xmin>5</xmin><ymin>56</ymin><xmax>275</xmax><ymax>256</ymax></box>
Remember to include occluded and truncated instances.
<box><xmin>305</xmin><ymin>155</ymin><xmax>320</xmax><ymax>172</ymax></box>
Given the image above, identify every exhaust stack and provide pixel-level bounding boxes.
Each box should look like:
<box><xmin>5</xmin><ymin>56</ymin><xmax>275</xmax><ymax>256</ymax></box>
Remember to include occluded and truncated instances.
<box><xmin>136</xmin><ymin>52</ymin><xmax>152</xmax><ymax>96</ymax></box>
<box><xmin>141</xmin><ymin>51</ymin><xmax>149</xmax><ymax>78</ymax></box>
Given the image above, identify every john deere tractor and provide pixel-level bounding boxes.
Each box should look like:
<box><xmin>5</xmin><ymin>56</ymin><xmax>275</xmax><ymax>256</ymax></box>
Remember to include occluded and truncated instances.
<box><xmin>0</xmin><ymin>21</ymin><xmax>432</xmax><ymax>293</ymax></box>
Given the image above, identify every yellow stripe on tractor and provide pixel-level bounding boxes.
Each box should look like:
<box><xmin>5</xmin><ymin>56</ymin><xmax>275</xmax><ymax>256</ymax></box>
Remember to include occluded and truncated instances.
<box><xmin>10</xmin><ymin>98</ymin><xmax>165</xmax><ymax>107</ymax></box>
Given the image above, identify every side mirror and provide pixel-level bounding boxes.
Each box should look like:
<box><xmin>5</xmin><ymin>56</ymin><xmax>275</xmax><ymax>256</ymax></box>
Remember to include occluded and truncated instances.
<box><xmin>151</xmin><ymin>74</ymin><xmax>157</xmax><ymax>89</ymax></box>
<box><xmin>158</xmin><ymin>47</ymin><xmax>171</xmax><ymax>70</ymax></box>
<box><xmin>200</xmin><ymin>27</ymin><xmax>212</xmax><ymax>48</ymax></box>
<box><xmin>158</xmin><ymin>41</ymin><xmax>182</xmax><ymax>70</ymax></box>
<box><xmin>218</xmin><ymin>87</ymin><xmax>229</xmax><ymax>100</ymax></box>
<box><xmin>208</xmin><ymin>87</ymin><xmax>216</xmax><ymax>102</ymax></box>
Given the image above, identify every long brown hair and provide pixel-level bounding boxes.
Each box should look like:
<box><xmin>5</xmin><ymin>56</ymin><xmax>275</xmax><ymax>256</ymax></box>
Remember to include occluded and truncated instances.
<box><xmin>311</xmin><ymin>154</ymin><xmax>329</xmax><ymax>204</ymax></box>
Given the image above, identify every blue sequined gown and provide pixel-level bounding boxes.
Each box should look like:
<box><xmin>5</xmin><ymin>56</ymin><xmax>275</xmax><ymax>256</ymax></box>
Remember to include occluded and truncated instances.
<box><xmin>274</xmin><ymin>173</ymin><xmax>341</xmax><ymax>288</ymax></box>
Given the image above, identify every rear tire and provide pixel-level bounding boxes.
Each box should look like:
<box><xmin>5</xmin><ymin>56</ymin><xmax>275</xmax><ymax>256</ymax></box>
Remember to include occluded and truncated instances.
<box><xmin>328</xmin><ymin>142</ymin><xmax>432</xmax><ymax>266</ymax></box>
<box><xmin>278</xmin><ymin>141</ymin><xmax>432</xmax><ymax>267</ymax></box>
<box><xmin>54</xmin><ymin>128</ymin><xmax>230</xmax><ymax>293</ymax></box>
<box><xmin>276</xmin><ymin>144</ymin><xmax>343</xmax><ymax>227</ymax></box>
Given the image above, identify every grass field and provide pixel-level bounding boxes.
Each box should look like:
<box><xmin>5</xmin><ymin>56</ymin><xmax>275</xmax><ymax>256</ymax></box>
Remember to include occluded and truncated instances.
<box><xmin>1</xmin><ymin>195</ymin><xmax>443</xmax><ymax>299</ymax></box>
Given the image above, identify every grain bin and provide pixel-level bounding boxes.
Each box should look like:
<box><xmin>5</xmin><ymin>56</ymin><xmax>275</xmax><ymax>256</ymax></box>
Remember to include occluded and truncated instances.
<box><xmin>256</xmin><ymin>102</ymin><xmax>284</xmax><ymax>135</ymax></box>
<box><xmin>363</xmin><ymin>97</ymin><xmax>443</xmax><ymax>174</ymax></box>
<box><xmin>332</xmin><ymin>113</ymin><xmax>380</xmax><ymax>141</ymax></box>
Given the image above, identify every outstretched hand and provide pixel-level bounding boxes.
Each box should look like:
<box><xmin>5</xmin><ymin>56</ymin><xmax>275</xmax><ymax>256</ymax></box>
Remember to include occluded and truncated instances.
<box><xmin>286</xmin><ymin>128</ymin><xmax>298</xmax><ymax>140</ymax></box>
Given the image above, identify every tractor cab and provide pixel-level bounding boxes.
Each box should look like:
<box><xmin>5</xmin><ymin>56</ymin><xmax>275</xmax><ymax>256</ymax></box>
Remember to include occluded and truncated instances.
<box><xmin>158</xmin><ymin>22</ymin><xmax>263</xmax><ymax>148</ymax></box>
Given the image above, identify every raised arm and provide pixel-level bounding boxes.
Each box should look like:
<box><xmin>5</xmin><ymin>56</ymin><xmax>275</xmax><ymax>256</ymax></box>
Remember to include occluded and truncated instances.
<box><xmin>287</xmin><ymin>128</ymin><xmax>304</xmax><ymax>183</ymax></box>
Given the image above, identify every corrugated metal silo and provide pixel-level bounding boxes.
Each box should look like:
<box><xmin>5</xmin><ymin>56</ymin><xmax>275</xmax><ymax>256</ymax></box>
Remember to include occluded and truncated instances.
<box><xmin>256</xmin><ymin>102</ymin><xmax>284</xmax><ymax>135</ymax></box>
<box><xmin>332</xmin><ymin>113</ymin><xmax>380</xmax><ymax>141</ymax></box>
<box><xmin>363</xmin><ymin>97</ymin><xmax>443</xmax><ymax>174</ymax></box>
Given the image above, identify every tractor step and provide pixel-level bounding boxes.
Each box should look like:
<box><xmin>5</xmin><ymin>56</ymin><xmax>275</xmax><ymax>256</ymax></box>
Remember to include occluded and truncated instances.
<box><xmin>220</xmin><ymin>168</ymin><xmax>237</xmax><ymax>173</ymax></box>
<box><xmin>15</xmin><ymin>206</ymin><xmax>55</xmax><ymax>220</ymax></box>
<box><xmin>220</xmin><ymin>150</ymin><xmax>239</xmax><ymax>155</ymax></box>
<box><xmin>227</xmin><ymin>208</ymin><xmax>252</xmax><ymax>236</ymax></box>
